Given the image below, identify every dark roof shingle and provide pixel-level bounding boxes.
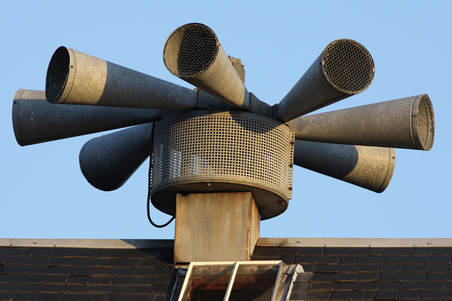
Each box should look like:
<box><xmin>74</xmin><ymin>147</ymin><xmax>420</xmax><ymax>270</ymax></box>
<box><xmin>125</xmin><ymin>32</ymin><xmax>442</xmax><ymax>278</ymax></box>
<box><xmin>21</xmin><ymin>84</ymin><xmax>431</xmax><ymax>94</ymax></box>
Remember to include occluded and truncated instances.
<box><xmin>0</xmin><ymin>238</ymin><xmax>451</xmax><ymax>300</ymax></box>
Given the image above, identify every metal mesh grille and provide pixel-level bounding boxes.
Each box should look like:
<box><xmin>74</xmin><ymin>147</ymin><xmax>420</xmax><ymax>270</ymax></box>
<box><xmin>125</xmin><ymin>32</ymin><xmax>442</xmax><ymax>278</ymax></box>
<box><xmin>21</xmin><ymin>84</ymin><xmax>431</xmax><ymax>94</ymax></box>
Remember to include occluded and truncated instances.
<box><xmin>322</xmin><ymin>39</ymin><xmax>375</xmax><ymax>94</ymax></box>
<box><xmin>151</xmin><ymin>110</ymin><xmax>294</xmax><ymax>201</ymax></box>
<box><xmin>164</xmin><ymin>23</ymin><xmax>218</xmax><ymax>78</ymax></box>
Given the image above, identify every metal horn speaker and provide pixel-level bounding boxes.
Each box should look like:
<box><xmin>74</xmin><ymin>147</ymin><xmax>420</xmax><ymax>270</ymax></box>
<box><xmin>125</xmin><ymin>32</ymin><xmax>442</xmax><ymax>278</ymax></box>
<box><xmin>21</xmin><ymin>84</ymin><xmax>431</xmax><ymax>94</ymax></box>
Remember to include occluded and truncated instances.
<box><xmin>45</xmin><ymin>46</ymin><xmax>197</xmax><ymax>110</ymax></box>
<box><xmin>79</xmin><ymin>123</ymin><xmax>153</xmax><ymax>191</ymax></box>
<box><xmin>163</xmin><ymin>23</ymin><xmax>249</xmax><ymax>109</ymax></box>
<box><xmin>12</xmin><ymin>89</ymin><xmax>164</xmax><ymax>146</ymax></box>
<box><xmin>288</xmin><ymin>94</ymin><xmax>435</xmax><ymax>150</ymax></box>
<box><xmin>294</xmin><ymin>140</ymin><xmax>395</xmax><ymax>193</ymax></box>
<box><xmin>276</xmin><ymin>39</ymin><xmax>375</xmax><ymax>122</ymax></box>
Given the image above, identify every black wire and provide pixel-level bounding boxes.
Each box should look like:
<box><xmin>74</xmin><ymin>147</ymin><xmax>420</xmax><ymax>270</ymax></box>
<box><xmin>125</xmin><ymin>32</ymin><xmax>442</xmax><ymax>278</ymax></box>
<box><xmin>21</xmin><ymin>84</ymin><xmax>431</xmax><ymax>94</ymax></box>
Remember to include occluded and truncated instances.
<box><xmin>147</xmin><ymin>122</ymin><xmax>175</xmax><ymax>228</ymax></box>
<box><xmin>147</xmin><ymin>196</ymin><xmax>174</xmax><ymax>228</ymax></box>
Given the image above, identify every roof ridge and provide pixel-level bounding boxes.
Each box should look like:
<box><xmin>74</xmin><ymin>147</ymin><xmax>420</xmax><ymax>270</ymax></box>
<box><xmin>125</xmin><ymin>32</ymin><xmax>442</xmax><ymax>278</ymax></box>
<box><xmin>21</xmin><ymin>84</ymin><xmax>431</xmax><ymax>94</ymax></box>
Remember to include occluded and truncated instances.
<box><xmin>2</xmin><ymin>238</ymin><xmax>452</xmax><ymax>249</ymax></box>
<box><xmin>0</xmin><ymin>238</ymin><xmax>174</xmax><ymax>249</ymax></box>
<box><xmin>257</xmin><ymin>238</ymin><xmax>452</xmax><ymax>248</ymax></box>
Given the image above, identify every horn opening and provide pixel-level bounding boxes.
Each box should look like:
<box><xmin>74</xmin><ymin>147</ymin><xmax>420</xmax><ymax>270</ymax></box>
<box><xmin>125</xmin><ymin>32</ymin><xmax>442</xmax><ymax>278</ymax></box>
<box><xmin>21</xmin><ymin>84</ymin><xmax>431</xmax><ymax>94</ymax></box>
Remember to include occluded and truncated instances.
<box><xmin>164</xmin><ymin>23</ymin><xmax>219</xmax><ymax>78</ymax></box>
<box><xmin>46</xmin><ymin>46</ymin><xmax>71</xmax><ymax>104</ymax></box>
<box><xmin>414</xmin><ymin>94</ymin><xmax>435</xmax><ymax>151</ymax></box>
<box><xmin>163</xmin><ymin>23</ymin><xmax>247</xmax><ymax>109</ymax></box>
<box><xmin>322</xmin><ymin>39</ymin><xmax>375</xmax><ymax>94</ymax></box>
<box><xmin>276</xmin><ymin>39</ymin><xmax>375</xmax><ymax>122</ymax></box>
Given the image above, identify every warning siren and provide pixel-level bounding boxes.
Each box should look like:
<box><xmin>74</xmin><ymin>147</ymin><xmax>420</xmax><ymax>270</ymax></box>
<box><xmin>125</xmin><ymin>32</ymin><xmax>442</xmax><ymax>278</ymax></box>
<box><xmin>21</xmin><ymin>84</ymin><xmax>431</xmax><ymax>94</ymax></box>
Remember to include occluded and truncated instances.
<box><xmin>12</xmin><ymin>23</ymin><xmax>435</xmax><ymax>218</ymax></box>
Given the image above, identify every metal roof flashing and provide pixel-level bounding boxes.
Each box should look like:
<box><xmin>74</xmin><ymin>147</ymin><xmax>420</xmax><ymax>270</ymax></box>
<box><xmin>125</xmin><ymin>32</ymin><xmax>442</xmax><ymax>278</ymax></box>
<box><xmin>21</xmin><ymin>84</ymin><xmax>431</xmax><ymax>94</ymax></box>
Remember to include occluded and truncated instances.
<box><xmin>0</xmin><ymin>238</ymin><xmax>174</xmax><ymax>249</ymax></box>
<box><xmin>256</xmin><ymin>237</ymin><xmax>452</xmax><ymax>248</ymax></box>
<box><xmin>2</xmin><ymin>238</ymin><xmax>452</xmax><ymax>249</ymax></box>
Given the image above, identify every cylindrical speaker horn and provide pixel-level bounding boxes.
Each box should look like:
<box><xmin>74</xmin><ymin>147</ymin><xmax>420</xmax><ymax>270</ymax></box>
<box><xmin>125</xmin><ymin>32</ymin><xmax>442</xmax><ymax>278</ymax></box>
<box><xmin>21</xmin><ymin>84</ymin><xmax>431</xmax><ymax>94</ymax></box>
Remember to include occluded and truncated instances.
<box><xmin>288</xmin><ymin>94</ymin><xmax>435</xmax><ymax>150</ymax></box>
<box><xmin>163</xmin><ymin>23</ymin><xmax>248</xmax><ymax>109</ymax></box>
<box><xmin>294</xmin><ymin>140</ymin><xmax>395</xmax><ymax>193</ymax></box>
<box><xmin>46</xmin><ymin>47</ymin><xmax>197</xmax><ymax>110</ymax></box>
<box><xmin>12</xmin><ymin>89</ymin><xmax>164</xmax><ymax>146</ymax></box>
<box><xmin>277</xmin><ymin>39</ymin><xmax>375</xmax><ymax>122</ymax></box>
<box><xmin>79</xmin><ymin>123</ymin><xmax>153</xmax><ymax>191</ymax></box>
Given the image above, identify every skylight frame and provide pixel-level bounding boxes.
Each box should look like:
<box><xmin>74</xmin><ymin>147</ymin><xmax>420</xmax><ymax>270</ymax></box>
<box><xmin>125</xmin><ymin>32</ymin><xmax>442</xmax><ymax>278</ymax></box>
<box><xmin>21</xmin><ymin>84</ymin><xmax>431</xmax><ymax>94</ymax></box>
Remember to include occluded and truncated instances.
<box><xmin>177</xmin><ymin>260</ymin><xmax>284</xmax><ymax>301</ymax></box>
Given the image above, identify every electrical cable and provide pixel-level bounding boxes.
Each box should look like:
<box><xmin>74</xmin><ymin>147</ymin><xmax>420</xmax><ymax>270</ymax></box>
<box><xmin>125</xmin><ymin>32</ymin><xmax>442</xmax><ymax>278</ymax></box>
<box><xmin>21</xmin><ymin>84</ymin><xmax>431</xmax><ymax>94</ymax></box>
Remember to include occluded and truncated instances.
<box><xmin>147</xmin><ymin>122</ymin><xmax>175</xmax><ymax>228</ymax></box>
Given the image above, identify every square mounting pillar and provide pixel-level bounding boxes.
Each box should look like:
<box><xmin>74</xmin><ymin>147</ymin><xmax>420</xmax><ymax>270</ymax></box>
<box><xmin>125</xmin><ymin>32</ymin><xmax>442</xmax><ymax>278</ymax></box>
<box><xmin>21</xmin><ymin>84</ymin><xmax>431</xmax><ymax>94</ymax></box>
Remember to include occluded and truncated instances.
<box><xmin>174</xmin><ymin>192</ymin><xmax>260</xmax><ymax>263</ymax></box>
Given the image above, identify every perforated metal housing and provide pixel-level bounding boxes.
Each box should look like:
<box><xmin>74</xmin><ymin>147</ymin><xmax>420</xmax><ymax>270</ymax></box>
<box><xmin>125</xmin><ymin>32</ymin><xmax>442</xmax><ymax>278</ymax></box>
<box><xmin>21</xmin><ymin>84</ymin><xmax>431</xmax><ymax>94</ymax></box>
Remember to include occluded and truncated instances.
<box><xmin>322</xmin><ymin>39</ymin><xmax>375</xmax><ymax>94</ymax></box>
<box><xmin>151</xmin><ymin>110</ymin><xmax>295</xmax><ymax>220</ymax></box>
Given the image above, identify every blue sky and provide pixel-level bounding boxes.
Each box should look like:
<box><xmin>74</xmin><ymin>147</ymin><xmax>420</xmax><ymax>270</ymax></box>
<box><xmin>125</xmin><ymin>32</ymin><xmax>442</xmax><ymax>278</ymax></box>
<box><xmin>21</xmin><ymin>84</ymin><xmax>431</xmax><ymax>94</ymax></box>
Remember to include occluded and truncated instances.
<box><xmin>1</xmin><ymin>1</ymin><xmax>450</xmax><ymax>240</ymax></box>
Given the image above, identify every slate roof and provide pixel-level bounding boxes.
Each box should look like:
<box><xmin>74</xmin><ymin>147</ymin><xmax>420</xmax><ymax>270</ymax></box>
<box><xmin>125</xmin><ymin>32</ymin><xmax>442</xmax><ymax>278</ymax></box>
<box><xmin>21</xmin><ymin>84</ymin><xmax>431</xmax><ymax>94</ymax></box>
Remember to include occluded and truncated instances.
<box><xmin>254</xmin><ymin>238</ymin><xmax>452</xmax><ymax>300</ymax></box>
<box><xmin>0</xmin><ymin>238</ymin><xmax>451</xmax><ymax>300</ymax></box>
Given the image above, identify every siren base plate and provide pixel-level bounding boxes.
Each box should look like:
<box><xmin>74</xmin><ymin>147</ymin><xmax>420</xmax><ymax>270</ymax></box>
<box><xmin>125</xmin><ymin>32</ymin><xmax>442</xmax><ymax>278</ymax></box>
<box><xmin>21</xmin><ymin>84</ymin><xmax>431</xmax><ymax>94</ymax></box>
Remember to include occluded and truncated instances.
<box><xmin>151</xmin><ymin>180</ymin><xmax>288</xmax><ymax>220</ymax></box>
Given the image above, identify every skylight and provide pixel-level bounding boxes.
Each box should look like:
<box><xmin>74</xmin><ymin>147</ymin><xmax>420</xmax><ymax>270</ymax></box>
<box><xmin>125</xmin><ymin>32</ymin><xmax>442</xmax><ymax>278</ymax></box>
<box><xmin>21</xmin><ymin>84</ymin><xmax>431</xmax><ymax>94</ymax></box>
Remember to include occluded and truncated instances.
<box><xmin>175</xmin><ymin>261</ymin><xmax>303</xmax><ymax>301</ymax></box>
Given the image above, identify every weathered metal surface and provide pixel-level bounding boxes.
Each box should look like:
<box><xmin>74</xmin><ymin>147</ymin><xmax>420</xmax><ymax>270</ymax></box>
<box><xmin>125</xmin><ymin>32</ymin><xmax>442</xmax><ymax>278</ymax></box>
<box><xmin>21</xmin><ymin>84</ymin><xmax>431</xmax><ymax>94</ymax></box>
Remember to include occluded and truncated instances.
<box><xmin>12</xmin><ymin>89</ymin><xmax>164</xmax><ymax>146</ymax></box>
<box><xmin>79</xmin><ymin>123</ymin><xmax>153</xmax><ymax>191</ymax></box>
<box><xmin>276</xmin><ymin>39</ymin><xmax>374</xmax><ymax>122</ymax></box>
<box><xmin>12</xmin><ymin>89</ymin><xmax>242</xmax><ymax>147</ymax></box>
<box><xmin>46</xmin><ymin>46</ymin><xmax>198</xmax><ymax>109</ymax></box>
<box><xmin>294</xmin><ymin>141</ymin><xmax>395</xmax><ymax>193</ymax></box>
<box><xmin>288</xmin><ymin>94</ymin><xmax>435</xmax><ymax>150</ymax></box>
<box><xmin>150</xmin><ymin>110</ymin><xmax>294</xmax><ymax>220</ymax></box>
<box><xmin>174</xmin><ymin>192</ymin><xmax>260</xmax><ymax>263</ymax></box>
<box><xmin>152</xmin><ymin>181</ymin><xmax>288</xmax><ymax>221</ymax></box>
<box><xmin>249</xmin><ymin>92</ymin><xmax>273</xmax><ymax>118</ymax></box>
<box><xmin>163</xmin><ymin>23</ymin><xmax>250</xmax><ymax>110</ymax></box>
<box><xmin>229</xmin><ymin>56</ymin><xmax>245</xmax><ymax>84</ymax></box>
